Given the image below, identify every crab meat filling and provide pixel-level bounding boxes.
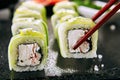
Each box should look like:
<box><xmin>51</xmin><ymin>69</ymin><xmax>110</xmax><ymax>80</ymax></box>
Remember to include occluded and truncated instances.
<box><xmin>17</xmin><ymin>43</ymin><xmax>42</xmax><ymax>66</ymax></box>
<box><xmin>68</xmin><ymin>29</ymin><xmax>91</xmax><ymax>53</ymax></box>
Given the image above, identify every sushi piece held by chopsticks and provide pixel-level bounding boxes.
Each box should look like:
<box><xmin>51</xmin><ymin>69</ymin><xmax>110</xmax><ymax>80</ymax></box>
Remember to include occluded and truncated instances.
<box><xmin>58</xmin><ymin>17</ymin><xmax>98</xmax><ymax>58</ymax></box>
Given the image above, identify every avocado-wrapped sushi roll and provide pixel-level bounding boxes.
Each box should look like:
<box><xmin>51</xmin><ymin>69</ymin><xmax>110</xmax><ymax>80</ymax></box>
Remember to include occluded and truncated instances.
<box><xmin>21</xmin><ymin>1</ymin><xmax>47</xmax><ymax>22</ymax></box>
<box><xmin>8</xmin><ymin>29</ymin><xmax>48</xmax><ymax>72</ymax></box>
<box><xmin>51</xmin><ymin>9</ymin><xmax>78</xmax><ymax>38</ymax></box>
<box><xmin>11</xmin><ymin>18</ymin><xmax>48</xmax><ymax>45</ymax></box>
<box><xmin>58</xmin><ymin>17</ymin><xmax>98</xmax><ymax>58</ymax></box>
<box><xmin>51</xmin><ymin>9</ymin><xmax>78</xmax><ymax>27</ymax></box>
<box><xmin>12</xmin><ymin>6</ymin><xmax>45</xmax><ymax>22</ymax></box>
<box><xmin>53</xmin><ymin>1</ymin><xmax>78</xmax><ymax>13</ymax></box>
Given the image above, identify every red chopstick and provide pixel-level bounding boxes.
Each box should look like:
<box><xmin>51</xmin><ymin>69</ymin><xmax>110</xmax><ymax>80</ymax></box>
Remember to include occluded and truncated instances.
<box><xmin>73</xmin><ymin>2</ymin><xmax>120</xmax><ymax>50</ymax></box>
<box><xmin>92</xmin><ymin>0</ymin><xmax>118</xmax><ymax>21</ymax></box>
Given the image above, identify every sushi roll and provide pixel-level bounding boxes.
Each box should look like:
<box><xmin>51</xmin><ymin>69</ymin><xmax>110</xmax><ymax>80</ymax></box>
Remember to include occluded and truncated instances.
<box><xmin>53</xmin><ymin>1</ymin><xmax>78</xmax><ymax>13</ymax></box>
<box><xmin>12</xmin><ymin>6</ymin><xmax>45</xmax><ymax>22</ymax></box>
<box><xmin>21</xmin><ymin>1</ymin><xmax>47</xmax><ymax>22</ymax></box>
<box><xmin>8</xmin><ymin>0</ymin><xmax>48</xmax><ymax>72</ymax></box>
<box><xmin>57</xmin><ymin>17</ymin><xmax>98</xmax><ymax>58</ymax></box>
<box><xmin>11</xmin><ymin>18</ymin><xmax>48</xmax><ymax>45</ymax></box>
<box><xmin>8</xmin><ymin>29</ymin><xmax>48</xmax><ymax>72</ymax></box>
<box><xmin>51</xmin><ymin>9</ymin><xmax>78</xmax><ymax>27</ymax></box>
<box><xmin>51</xmin><ymin>9</ymin><xmax>79</xmax><ymax>38</ymax></box>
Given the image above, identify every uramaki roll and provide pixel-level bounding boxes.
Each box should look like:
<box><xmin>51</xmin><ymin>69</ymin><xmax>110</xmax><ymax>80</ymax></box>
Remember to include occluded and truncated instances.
<box><xmin>8</xmin><ymin>29</ymin><xmax>48</xmax><ymax>72</ymax></box>
<box><xmin>51</xmin><ymin>9</ymin><xmax>78</xmax><ymax>38</ymax></box>
<box><xmin>58</xmin><ymin>17</ymin><xmax>98</xmax><ymax>58</ymax></box>
<box><xmin>11</xmin><ymin>18</ymin><xmax>48</xmax><ymax>45</ymax></box>
<box><xmin>51</xmin><ymin>9</ymin><xmax>78</xmax><ymax>27</ymax></box>
<box><xmin>12</xmin><ymin>6</ymin><xmax>45</xmax><ymax>22</ymax></box>
<box><xmin>21</xmin><ymin>1</ymin><xmax>47</xmax><ymax>22</ymax></box>
<box><xmin>53</xmin><ymin>1</ymin><xmax>78</xmax><ymax>13</ymax></box>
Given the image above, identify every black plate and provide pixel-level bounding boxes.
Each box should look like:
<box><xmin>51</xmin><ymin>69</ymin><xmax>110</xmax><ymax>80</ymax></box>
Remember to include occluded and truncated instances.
<box><xmin>0</xmin><ymin>13</ymin><xmax>120</xmax><ymax>80</ymax></box>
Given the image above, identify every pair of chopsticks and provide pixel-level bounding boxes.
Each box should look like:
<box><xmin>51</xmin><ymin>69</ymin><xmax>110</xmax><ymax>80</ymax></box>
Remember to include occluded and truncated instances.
<box><xmin>73</xmin><ymin>0</ymin><xmax>120</xmax><ymax>50</ymax></box>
